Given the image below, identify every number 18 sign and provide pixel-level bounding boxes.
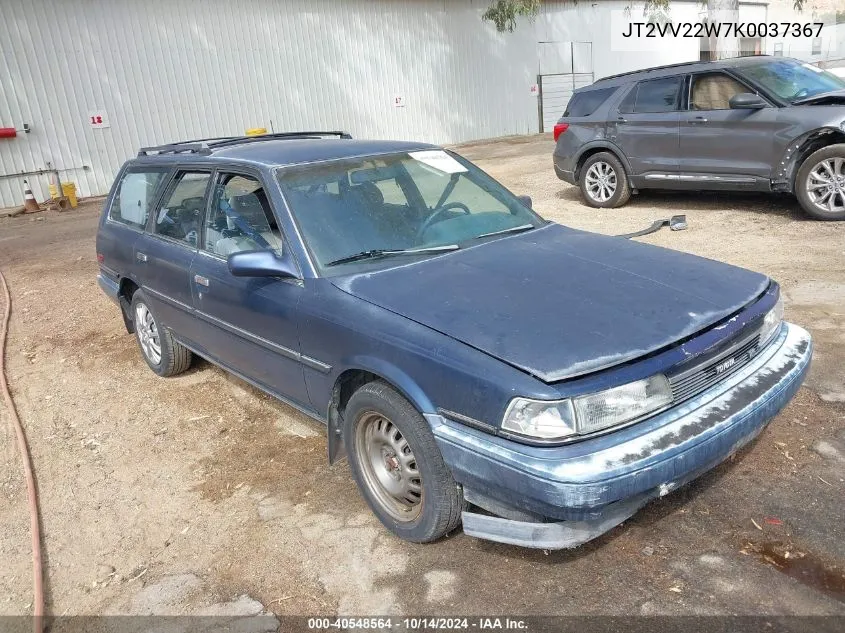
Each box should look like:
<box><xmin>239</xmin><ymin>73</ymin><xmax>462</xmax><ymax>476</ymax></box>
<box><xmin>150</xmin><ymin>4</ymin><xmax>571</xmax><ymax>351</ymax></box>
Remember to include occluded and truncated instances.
<box><xmin>88</xmin><ymin>110</ymin><xmax>110</xmax><ymax>128</ymax></box>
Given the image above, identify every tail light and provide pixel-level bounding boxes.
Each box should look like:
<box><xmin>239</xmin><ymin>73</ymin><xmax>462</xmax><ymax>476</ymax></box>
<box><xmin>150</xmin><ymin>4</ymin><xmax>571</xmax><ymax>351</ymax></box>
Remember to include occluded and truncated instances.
<box><xmin>553</xmin><ymin>123</ymin><xmax>569</xmax><ymax>142</ymax></box>
<box><xmin>96</xmin><ymin>253</ymin><xmax>104</xmax><ymax>263</ymax></box>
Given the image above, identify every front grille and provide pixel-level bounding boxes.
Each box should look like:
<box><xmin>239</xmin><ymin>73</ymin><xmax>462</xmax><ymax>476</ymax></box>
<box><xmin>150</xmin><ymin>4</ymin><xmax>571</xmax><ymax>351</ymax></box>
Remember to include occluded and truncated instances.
<box><xmin>668</xmin><ymin>332</ymin><xmax>762</xmax><ymax>404</ymax></box>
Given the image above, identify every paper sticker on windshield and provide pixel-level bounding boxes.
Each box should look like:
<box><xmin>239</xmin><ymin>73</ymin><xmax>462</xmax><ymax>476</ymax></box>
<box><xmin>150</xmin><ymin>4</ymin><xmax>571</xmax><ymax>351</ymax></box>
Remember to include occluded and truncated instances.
<box><xmin>802</xmin><ymin>63</ymin><xmax>824</xmax><ymax>73</ymax></box>
<box><xmin>409</xmin><ymin>150</ymin><xmax>468</xmax><ymax>174</ymax></box>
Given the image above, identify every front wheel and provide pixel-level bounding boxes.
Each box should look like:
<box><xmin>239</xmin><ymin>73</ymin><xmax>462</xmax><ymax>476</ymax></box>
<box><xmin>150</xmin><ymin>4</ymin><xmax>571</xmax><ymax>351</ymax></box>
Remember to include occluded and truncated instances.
<box><xmin>578</xmin><ymin>152</ymin><xmax>631</xmax><ymax>209</ymax></box>
<box><xmin>343</xmin><ymin>381</ymin><xmax>463</xmax><ymax>543</ymax></box>
<box><xmin>795</xmin><ymin>144</ymin><xmax>845</xmax><ymax>220</ymax></box>
<box><xmin>795</xmin><ymin>143</ymin><xmax>845</xmax><ymax>220</ymax></box>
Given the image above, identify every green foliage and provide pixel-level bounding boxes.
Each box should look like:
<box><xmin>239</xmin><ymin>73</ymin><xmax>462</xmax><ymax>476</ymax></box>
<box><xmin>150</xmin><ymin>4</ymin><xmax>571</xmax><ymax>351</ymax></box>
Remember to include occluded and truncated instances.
<box><xmin>482</xmin><ymin>0</ymin><xmax>541</xmax><ymax>33</ymax></box>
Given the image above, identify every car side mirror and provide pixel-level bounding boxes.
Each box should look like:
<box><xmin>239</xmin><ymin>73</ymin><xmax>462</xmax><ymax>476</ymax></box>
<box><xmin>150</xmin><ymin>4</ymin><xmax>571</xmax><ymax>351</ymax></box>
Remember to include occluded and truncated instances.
<box><xmin>517</xmin><ymin>195</ymin><xmax>533</xmax><ymax>209</ymax></box>
<box><xmin>729</xmin><ymin>93</ymin><xmax>767</xmax><ymax>109</ymax></box>
<box><xmin>228</xmin><ymin>250</ymin><xmax>299</xmax><ymax>279</ymax></box>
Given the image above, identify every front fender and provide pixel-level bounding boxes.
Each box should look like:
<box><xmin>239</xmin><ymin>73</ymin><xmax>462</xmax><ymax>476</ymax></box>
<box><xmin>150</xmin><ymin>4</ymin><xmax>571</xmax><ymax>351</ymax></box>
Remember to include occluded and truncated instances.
<box><xmin>326</xmin><ymin>356</ymin><xmax>436</xmax><ymax>465</ymax></box>
<box><xmin>772</xmin><ymin>126</ymin><xmax>845</xmax><ymax>191</ymax></box>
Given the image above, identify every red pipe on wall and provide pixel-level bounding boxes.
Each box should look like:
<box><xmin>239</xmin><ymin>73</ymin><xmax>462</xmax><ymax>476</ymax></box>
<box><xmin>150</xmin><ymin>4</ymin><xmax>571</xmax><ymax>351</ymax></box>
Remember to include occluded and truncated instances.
<box><xmin>0</xmin><ymin>128</ymin><xmax>17</xmax><ymax>138</ymax></box>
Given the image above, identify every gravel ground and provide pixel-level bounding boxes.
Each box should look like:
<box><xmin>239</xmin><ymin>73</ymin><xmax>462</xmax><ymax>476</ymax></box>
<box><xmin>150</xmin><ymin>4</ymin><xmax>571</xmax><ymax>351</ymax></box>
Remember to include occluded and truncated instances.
<box><xmin>0</xmin><ymin>134</ymin><xmax>844</xmax><ymax>620</ymax></box>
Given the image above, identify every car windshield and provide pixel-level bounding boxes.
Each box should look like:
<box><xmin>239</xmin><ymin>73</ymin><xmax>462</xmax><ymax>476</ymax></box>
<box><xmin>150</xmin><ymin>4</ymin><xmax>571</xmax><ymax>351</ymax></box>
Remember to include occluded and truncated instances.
<box><xmin>737</xmin><ymin>59</ymin><xmax>845</xmax><ymax>103</ymax></box>
<box><xmin>277</xmin><ymin>150</ymin><xmax>544</xmax><ymax>273</ymax></box>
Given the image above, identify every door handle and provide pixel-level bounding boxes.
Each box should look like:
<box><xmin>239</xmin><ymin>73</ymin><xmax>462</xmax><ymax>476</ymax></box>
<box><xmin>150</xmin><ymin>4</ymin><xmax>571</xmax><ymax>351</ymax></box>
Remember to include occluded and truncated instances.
<box><xmin>689</xmin><ymin>116</ymin><xmax>708</xmax><ymax>124</ymax></box>
<box><xmin>194</xmin><ymin>274</ymin><xmax>209</xmax><ymax>287</ymax></box>
<box><xmin>616</xmin><ymin>116</ymin><xmax>627</xmax><ymax>124</ymax></box>
<box><xmin>136</xmin><ymin>252</ymin><xmax>148</xmax><ymax>262</ymax></box>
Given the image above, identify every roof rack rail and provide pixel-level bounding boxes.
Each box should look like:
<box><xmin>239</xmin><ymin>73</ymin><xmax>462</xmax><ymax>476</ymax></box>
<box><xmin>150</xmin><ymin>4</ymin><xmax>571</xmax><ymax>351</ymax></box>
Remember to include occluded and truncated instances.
<box><xmin>206</xmin><ymin>131</ymin><xmax>353</xmax><ymax>149</ymax></box>
<box><xmin>137</xmin><ymin>131</ymin><xmax>352</xmax><ymax>157</ymax></box>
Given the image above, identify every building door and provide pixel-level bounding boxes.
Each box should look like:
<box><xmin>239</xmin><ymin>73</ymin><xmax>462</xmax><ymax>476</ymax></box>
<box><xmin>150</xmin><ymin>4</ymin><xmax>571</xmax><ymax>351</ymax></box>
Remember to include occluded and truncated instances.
<box><xmin>538</xmin><ymin>41</ymin><xmax>593</xmax><ymax>132</ymax></box>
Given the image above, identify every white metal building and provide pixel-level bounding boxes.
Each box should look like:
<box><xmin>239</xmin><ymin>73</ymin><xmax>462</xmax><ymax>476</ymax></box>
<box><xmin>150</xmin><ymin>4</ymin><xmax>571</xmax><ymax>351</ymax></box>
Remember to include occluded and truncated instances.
<box><xmin>0</xmin><ymin>0</ymin><xmax>840</xmax><ymax>207</ymax></box>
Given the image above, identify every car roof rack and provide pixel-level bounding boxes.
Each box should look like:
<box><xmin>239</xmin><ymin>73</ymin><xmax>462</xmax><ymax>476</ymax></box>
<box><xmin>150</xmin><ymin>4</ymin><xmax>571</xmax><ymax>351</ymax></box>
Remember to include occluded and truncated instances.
<box><xmin>137</xmin><ymin>131</ymin><xmax>353</xmax><ymax>157</ymax></box>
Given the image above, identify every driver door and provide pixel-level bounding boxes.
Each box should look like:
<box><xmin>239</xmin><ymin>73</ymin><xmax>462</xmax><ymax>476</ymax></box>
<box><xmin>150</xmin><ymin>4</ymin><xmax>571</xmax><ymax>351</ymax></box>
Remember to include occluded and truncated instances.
<box><xmin>678</xmin><ymin>71</ymin><xmax>786</xmax><ymax>185</ymax></box>
<box><xmin>188</xmin><ymin>169</ymin><xmax>310</xmax><ymax>409</ymax></box>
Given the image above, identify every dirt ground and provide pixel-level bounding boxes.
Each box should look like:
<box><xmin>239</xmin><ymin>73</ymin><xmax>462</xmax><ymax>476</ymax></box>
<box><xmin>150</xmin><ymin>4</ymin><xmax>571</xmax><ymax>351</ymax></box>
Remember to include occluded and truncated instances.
<box><xmin>1</xmin><ymin>134</ymin><xmax>844</xmax><ymax>621</ymax></box>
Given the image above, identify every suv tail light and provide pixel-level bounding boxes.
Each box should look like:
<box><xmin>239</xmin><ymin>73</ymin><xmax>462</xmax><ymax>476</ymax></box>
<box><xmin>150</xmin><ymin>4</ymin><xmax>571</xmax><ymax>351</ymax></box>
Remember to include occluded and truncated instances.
<box><xmin>553</xmin><ymin>123</ymin><xmax>569</xmax><ymax>142</ymax></box>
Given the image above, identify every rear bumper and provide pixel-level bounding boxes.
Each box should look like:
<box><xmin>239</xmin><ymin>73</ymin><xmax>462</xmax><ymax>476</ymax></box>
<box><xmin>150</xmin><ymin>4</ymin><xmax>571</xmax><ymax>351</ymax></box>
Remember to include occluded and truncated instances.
<box><xmin>431</xmin><ymin>322</ymin><xmax>812</xmax><ymax>548</ymax></box>
<box><xmin>97</xmin><ymin>272</ymin><xmax>120</xmax><ymax>305</ymax></box>
<box><xmin>553</xmin><ymin>159</ymin><xmax>576</xmax><ymax>185</ymax></box>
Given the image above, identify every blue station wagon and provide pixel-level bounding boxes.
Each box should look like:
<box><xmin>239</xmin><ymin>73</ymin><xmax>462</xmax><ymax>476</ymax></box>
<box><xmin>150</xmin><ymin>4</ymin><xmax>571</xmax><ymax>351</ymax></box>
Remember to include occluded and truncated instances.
<box><xmin>96</xmin><ymin>132</ymin><xmax>812</xmax><ymax>548</ymax></box>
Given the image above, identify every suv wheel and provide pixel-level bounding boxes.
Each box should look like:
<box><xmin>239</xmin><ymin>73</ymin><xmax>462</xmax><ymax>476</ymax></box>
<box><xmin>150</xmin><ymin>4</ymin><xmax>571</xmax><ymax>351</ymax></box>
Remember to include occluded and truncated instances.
<box><xmin>578</xmin><ymin>152</ymin><xmax>631</xmax><ymax>209</ymax></box>
<box><xmin>131</xmin><ymin>290</ymin><xmax>192</xmax><ymax>377</ymax></box>
<box><xmin>343</xmin><ymin>381</ymin><xmax>463</xmax><ymax>543</ymax></box>
<box><xmin>796</xmin><ymin>144</ymin><xmax>845</xmax><ymax>220</ymax></box>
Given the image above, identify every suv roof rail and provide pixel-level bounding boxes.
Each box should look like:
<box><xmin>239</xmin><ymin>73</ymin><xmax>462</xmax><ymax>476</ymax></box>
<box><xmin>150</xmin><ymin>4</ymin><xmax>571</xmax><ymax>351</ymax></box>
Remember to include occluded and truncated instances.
<box><xmin>594</xmin><ymin>54</ymin><xmax>771</xmax><ymax>84</ymax></box>
<box><xmin>137</xmin><ymin>131</ymin><xmax>353</xmax><ymax>157</ymax></box>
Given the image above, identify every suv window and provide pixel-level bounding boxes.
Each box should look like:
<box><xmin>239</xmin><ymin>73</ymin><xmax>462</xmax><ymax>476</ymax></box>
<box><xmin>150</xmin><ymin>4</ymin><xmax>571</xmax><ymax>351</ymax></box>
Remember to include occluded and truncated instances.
<box><xmin>204</xmin><ymin>173</ymin><xmax>283</xmax><ymax>257</ymax></box>
<box><xmin>154</xmin><ymin>171</ymin><xmax>210</xmax><ymax>246</ymax></box>
<box><xmin>690</xmin><ymin>72</ymin><xmax>748</xmax><ymax>110</ymax></box>
<box><xmin>109</xmin><ymin>169</ymin><xmax>167</xmax><ymax>229</ymax></box>
<box><xmin>563</xmin><ymin>87</ymin><xmax>616</xmax><ymax>117</ymax></box>
<box><xmin>625</xmin><ymin>76</ymin><xmax>682</xmax><ymax>113</ymax></box>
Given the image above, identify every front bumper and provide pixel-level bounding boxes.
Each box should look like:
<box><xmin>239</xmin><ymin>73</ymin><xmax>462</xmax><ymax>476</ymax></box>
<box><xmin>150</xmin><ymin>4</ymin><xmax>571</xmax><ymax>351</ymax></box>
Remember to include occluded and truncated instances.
<box><xmin>430</xmin><ymin>322</ymin><xmax>812</xmax><ymax>548</ymax></box>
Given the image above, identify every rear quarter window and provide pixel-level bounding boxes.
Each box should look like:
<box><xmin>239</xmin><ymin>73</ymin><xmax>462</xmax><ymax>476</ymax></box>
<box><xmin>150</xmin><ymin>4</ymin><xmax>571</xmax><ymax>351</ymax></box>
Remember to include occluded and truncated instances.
<box><xmin>563</xmin><ymin>87</ymin><xmax>617</xmax><ymax>117</ymax></box>
<box><xmin>108</xmin><ymin>168</ymin><xmax>168</xmax><ymax>229</ymax></box>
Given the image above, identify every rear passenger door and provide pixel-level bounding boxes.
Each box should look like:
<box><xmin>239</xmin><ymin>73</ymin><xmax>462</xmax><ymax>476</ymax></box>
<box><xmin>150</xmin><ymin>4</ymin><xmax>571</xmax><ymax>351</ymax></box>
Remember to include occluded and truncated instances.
<box><xmin>135</xmin><ymin>170</ymin><xmax>211</xmax><ymax>343</ymax></box>
<box><xmin>97</xmin><ymin>166</ymin><xmax>169</xmax><ymax>291</ymax></box>
<box><xmin>607</xmin><ymin>76</ymin><xmax>682</xmax><ymax>180</ymax></box>
<box><xmin>189</xmin><ymin>169</ymin><xmax>311</xmax><ymax>409</ymax></box>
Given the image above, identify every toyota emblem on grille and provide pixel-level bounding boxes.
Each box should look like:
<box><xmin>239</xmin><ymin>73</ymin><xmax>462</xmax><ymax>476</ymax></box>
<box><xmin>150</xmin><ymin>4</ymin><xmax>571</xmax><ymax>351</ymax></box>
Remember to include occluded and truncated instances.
<box><xmin>715</xmin><ymin>356</ymin><xmax>737</xmax><ymax>375</ymax></box>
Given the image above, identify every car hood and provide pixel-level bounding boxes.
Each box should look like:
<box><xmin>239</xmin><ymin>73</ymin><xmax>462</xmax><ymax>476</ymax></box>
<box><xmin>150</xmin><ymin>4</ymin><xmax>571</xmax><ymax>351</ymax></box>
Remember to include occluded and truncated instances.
<box><xmin>331</xmin><ymin>224</ymin><xmax>769</xmax><ymax>383</ymax></box>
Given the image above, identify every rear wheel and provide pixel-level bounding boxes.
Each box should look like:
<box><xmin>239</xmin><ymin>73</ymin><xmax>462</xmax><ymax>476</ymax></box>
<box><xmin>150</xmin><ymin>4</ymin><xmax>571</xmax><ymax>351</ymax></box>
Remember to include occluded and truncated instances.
<box><xmin>343</xmin><ymin>381</ymin><xmax>463</xmax><ymax>543</ymax></box>
<box><xmin>795</xmin><ymin>144</ymin><xmax>845</xmax><ymax>220</ymax></box>
<box><xmin>131</xmin><ymin>290</ymin><xmax>192</xmax><ymax>377</ymax></box>
<box><xmin>578</xmin><ymin>152</ymin><xmax>631</xmax><ymax>209</ymax></box>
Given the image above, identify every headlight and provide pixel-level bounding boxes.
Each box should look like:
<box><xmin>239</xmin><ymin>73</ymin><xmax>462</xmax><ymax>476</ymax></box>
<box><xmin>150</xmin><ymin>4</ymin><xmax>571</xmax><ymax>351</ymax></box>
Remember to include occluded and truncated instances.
<box><xmin>501</xmin><ymin>398</ymin><xmax>577</xmax><ymax>440</ymax></box>
<box><xmin>502</xmin><ymin>374</ymin><xmax>673</xmax><ymax>441</ymax></box>
<box><xmin>759</xmin><ymin>295</ymin><xmax>784</xmax><ymax>346</ymax></box>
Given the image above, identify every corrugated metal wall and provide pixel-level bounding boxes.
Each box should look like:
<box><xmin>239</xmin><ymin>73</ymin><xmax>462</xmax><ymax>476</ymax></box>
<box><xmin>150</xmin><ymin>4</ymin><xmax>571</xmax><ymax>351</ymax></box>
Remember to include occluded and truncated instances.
<box><xmin>0</xmin><ymin>0</ymin><xmax>538</xmax><ymax>207</ymax></box>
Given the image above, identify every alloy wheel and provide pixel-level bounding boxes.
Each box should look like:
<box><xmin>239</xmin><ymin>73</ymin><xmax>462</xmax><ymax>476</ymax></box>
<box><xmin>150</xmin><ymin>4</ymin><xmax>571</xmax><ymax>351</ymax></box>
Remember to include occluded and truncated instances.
<box><xmin>134</xmin><ymin>302</ymin><xmax>162</xmax><ymax>366</ymax></box>
<box><xmin>585</xmin><ymin>161</ymin><xmax>618</xmax><ymax>203</ymax></box>
<box><xmin>806</xmin><ymin>157</ymin><xmax>845</xmax><ymax>215</ymax></box>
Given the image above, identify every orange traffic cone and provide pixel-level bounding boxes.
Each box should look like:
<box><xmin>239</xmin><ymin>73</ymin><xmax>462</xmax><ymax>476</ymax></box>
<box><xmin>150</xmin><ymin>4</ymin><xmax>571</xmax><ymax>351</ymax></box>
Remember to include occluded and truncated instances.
<box><xmin>23</xmin><ymin>179</ymin><xmax>39</xmax><ymax>213</ymax></box>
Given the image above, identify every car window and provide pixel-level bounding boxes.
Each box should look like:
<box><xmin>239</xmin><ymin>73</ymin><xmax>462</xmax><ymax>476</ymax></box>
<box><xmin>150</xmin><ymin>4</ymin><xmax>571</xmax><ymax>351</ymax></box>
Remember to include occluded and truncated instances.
<box><xmin>563</xmin><ymin>87</ymin><xmax>616</xmax><ymax>117</ymax></box>
<box><xmin>737</xmin><ymin>58</ymin><xmax>845</xmax><ymax>102</ymax></box>
<box><xmin>402</xmin><ymin>158</ymin><xmax>509</xmax><ymax>215</ymax></box>
<box><xmin>154</xmin><ymin>172</ymin><xmax>210</xmax><ymax>246</ymax></box>
<box><xmin>109</xmin><ymin>169</ymin><xmax>168</xmax><ymax>229</ymax></box>
<box><xmin>617</xmin><ymin>85</ymin><xmax>637</xmax><ymax>113</ymax></box>
<box><xmin>690</xmin><ymin>72</ymin><xmax>749</xmax><ymax>110</ymax></box>
<box><xmin>632</xmin><ymin>76</ymin><xmax>682</xmax><ymax>113</ymax></box>
<box><xmin>204</xmin><ymin>173</ymin><xmax>283</xmax><ymax>257</ymax></box>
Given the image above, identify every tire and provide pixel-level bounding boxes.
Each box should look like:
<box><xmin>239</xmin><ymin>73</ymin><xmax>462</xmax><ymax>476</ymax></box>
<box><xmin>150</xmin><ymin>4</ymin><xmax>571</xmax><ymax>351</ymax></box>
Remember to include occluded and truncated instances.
<box><xmin>130</xmin><ymin>290</ymin><xmax>192</xmax><ymax>377</ymax></box>
<box><xmin>343</xmin><ymin>381</ymin><xmax>463</xmax><ymax>543</ymax></box>
<box><xmin>578</xmin><ymin>151</ymin><xmax>631</xmax><ymax>209</ymax></box>
<box><xmin>795</xmin><ymin>144</ymin><xmax>845</xmax><ymax>221</ymax></box>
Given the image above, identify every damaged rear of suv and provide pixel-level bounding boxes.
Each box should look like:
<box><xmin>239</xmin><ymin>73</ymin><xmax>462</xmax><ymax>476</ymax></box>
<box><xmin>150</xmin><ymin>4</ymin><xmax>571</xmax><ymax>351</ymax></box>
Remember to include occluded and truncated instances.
<box><xmin>553</xmin><ymin>56</ymin><xmax>845</xmax><ymax>220</ymax></box>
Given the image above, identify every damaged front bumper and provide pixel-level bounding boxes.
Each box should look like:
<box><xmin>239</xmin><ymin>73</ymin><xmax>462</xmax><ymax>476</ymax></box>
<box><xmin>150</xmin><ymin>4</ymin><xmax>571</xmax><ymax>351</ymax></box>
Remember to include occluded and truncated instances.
<box><xmin>430</xmin><ymin>322</ymin><xmax>812</xmax><ymax>549</ymax></box>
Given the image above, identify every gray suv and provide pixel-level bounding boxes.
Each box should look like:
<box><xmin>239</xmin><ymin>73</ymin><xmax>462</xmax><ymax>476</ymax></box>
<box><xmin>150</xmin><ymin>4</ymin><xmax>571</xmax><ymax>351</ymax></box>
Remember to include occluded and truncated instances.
<box><xmin>552</xmin><ymin>56</ymin><xmax>845</xmax><ymax>220</ymax></box>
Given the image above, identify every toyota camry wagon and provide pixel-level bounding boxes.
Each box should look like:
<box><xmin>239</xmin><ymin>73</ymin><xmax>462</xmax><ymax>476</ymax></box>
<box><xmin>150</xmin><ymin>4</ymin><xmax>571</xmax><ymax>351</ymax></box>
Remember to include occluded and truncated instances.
<box><xmin>96</xmin><ymin>132</ymin><xmax>812</xmax><ymax>549</ymax></box>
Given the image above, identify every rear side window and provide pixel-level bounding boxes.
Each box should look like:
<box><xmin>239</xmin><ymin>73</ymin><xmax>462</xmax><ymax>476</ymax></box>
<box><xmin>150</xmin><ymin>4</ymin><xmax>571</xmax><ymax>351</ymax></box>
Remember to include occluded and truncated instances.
<box><xmin>563</xmin><ymin>87</ymin><xmax>616</xmax><ymax>117</ymax></box>
<box><xmin>625</xmin><ymin>76</ymin><xmax>682</xmax><ymax>113</ymax></box>
<box><xmin>154</xmin><ymin>171</ymin><xmax>211</xmax><ymax>246</ymax></box>
<box><xmin>109</xmin><ymin>169</ymin><xmax>167</xmax><ymax>229</ymax></box>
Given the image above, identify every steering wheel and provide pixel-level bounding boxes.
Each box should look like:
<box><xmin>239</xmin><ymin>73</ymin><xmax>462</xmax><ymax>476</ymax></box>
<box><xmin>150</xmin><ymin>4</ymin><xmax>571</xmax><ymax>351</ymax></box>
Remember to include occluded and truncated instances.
<box><xmin>417</xmin><ymin>202</ymin><xmax>471</xmax><ymax>238</ymax></box>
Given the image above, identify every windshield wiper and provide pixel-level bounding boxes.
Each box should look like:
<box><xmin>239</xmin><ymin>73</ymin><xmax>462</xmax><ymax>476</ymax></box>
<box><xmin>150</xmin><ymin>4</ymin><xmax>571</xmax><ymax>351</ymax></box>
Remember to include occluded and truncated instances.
<box><xmin>475</xmin><ymin>224</ymin><xmax>535</xmax><ymax>239</ymax></box>
<box><xmin>325</xmin><ymin>244</ymin><xmax>459</xmax><ymax>267</ymax></box>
